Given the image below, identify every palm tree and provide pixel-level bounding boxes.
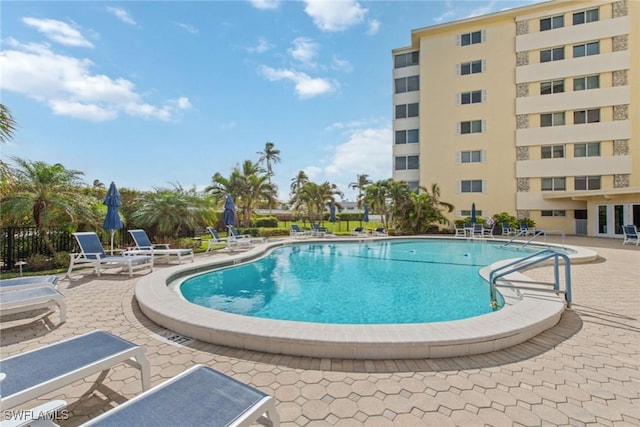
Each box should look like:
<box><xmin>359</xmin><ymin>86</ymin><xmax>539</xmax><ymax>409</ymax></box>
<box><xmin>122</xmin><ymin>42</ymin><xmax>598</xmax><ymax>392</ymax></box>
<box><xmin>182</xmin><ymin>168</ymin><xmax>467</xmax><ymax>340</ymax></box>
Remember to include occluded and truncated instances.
<box><xmin>348</xmin><ymin>174</ymin><xmax>372</xmax><ymax>207</ymax></box>
<box><xmin>294</xmin><ymin>181</ymin><xmax>343</xmax><ymax>226</ymax></box>
<box><xmin>257</xmin><ymin>141</ymin><xmax>281</xmax><ymax>184</ymax></box>
<box><xmin>206</xmin><ymin>160</ymin><xmax>276</xmax><ymax>227</ymax></box>
<box><xmin>386</xmin><ymin>180</ymin><xmax>412</xmax><ymax>228</ymax></box>
<box><xmin>364</xmin><ymin>179</ymin><xmax>391</xmax><ymax>228</ymax></box>
<box><xmin>393</xmin><ymin>183</ymin><xmax>454</xmax><ymax>234</ymax></box>
<box><xmin>131</xmin><ymin>184</ymin><xmax>209</xmax><ymax>240</ymax></box>
<box><xmin>1</xmin><ymin>157</ymin><xmax>94</xmax><ymax>253</ymax></box>
<box><xmin>0</xmin><ymin>104</ymin><xmax>17</xmax><ymax>144</ymax></box>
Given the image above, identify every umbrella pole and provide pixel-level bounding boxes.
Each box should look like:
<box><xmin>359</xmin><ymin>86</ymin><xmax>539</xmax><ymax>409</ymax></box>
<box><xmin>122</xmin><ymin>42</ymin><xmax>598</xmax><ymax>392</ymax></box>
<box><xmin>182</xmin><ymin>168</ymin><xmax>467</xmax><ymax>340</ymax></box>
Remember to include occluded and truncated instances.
<box><xmin>110</xmin><ymin>230</ymin><xmax>115</xmax><ymax>255</ymax></box>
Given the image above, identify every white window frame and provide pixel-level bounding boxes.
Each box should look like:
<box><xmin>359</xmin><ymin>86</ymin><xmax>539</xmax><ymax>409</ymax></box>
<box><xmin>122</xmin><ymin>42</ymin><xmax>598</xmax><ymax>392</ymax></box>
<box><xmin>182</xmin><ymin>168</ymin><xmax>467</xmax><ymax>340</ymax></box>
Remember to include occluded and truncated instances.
<box><xmin>541</xmin><ymin>177</ymin><xmax>566</xmax><ymax>191</ymax></box>
<box><xmin>574</xmin><ymin>142</ymin><xmax>600</xmax><ymax>157</ymax></box>
<box><xmin>573</xmin><ymin>75</ymin><xmax>599</xmax><ymax>91</ymax></box>
<box><xmin>574</xmin><ymin>176</ymin><xmax>601</xmax><ymax>191</ymax></box>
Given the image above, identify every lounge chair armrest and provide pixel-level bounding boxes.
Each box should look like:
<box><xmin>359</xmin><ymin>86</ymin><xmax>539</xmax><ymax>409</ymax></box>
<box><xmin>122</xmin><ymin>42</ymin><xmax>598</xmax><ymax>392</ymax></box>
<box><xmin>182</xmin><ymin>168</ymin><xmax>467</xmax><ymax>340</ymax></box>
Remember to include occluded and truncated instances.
<box><xmin>152</xmin><ymin>243</ymin><xmax>170</xmax><ymax>249</ymax></box>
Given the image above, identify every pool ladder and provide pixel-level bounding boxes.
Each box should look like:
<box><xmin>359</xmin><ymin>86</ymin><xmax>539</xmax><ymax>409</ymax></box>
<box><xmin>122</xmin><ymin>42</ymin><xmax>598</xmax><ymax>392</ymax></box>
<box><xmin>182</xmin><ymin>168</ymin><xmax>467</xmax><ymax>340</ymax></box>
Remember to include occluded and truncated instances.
<box><xmin>489</xmin><ymin>249</ymin><xmax>572</xmax><ymax>309</ymax></box>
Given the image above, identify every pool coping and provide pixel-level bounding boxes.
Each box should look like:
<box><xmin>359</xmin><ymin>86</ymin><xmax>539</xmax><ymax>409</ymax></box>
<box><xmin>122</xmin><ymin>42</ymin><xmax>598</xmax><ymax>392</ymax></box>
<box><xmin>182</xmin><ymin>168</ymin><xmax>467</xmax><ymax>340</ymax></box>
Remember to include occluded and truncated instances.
<box><xmin>134</xmin><ymin>237</ymin><xmax>598</xmax><ymax>359</ymax></box>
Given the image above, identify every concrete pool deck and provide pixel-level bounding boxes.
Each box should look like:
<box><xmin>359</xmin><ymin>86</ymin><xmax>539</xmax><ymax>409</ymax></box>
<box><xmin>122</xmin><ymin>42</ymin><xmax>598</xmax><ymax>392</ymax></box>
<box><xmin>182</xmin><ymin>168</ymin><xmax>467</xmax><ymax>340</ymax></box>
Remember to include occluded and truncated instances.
<box><xmin>137</xmin><ymin>237</ymin><xmax>598</xmax><ymax>359</ymax></box>
<box><xmin>1</xmin><ymin>235</ymin><xmax>638</xmax><ymax>426</ymax></box>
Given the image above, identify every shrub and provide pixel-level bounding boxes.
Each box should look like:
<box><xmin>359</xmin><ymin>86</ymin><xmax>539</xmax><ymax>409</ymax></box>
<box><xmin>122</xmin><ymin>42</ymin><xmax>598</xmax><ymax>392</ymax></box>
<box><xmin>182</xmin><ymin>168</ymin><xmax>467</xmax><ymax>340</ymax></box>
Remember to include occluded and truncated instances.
<box><xmin>253</xmin><ymin>216</ymin><xmax>279</xmax><ymax>228</ymax></box>
<box><xmin>492</xmin><ymin>212</ymin><xmax>518</xmax><ymax>228</ymax></box>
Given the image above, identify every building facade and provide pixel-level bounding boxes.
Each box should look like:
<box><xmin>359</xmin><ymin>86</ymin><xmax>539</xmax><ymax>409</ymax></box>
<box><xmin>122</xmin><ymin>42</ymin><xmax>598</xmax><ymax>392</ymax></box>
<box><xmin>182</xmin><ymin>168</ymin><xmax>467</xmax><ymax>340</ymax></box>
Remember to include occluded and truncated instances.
<box><xmin>392</xmin><ymin>0</ymin><xmax>638</xmax><ymax>238</ymax></box>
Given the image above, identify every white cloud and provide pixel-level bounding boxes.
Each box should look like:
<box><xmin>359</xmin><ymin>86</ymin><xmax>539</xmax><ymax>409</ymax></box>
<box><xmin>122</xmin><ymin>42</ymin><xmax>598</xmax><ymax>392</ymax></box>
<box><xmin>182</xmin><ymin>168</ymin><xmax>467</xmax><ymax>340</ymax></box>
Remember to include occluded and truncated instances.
<box><xmin>0</xmin><ymin>38</ymin><xmax>191</xmax><ymax>122</ymax></box>
<box><xmin>324</xmin><ymin>127</ymin><xmax>391</xmax><ymax>178</ymax></box>
<box><xmin>330</xmin><ymin>55</ymin><xmax>352</xmax><ymax>73</ymax></box>
<box><xmin>247</xmin><ymin>37</ymin><xmax>273</xmax><ymax>53</ymax></box>
<box><xmin>176</xmin><ymin>22</ymin><xmax>199</xmax><ymax>34</ymax></box>
<box><xmin>259</xmin><ymin>66</ymin><xmax>336</xmax><ymax>99</ymax></box>
<box><xmin>22</xmin><ymin>17</ymin><xmax>93</xmax><ymax>48</ymax></box>
<box><xmin>106</xmin><ymin>7</ymin><xmax>137</xmax><ymax>25</ymax></box>
<box><xmin>287</xmin><ymin>37</ymin><xmax>319</xmax><ymax>67</ymax></box>
<box><xmin>249</xmin><ymin>0</ymin><xmax>280</xmax><ymax>10</ymax></box>
<box><xmin>366</xmin><ymin>19</ymin><xmax>381</xmax><ymax>35</ymax></box>
<box><xmin>304</xmin><ymin>0</ymin><xmax>367</xmax><ymax>32</ymax></box>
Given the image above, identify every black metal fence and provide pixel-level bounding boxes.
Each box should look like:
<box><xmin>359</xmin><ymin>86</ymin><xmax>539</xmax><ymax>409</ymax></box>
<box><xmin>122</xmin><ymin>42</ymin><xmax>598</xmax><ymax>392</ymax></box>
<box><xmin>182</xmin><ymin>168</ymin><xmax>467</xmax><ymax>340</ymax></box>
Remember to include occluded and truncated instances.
<box><xmin>1</xmin><ymin>226</ymin><xmax>197</xmax><ymax>272</ymax></box>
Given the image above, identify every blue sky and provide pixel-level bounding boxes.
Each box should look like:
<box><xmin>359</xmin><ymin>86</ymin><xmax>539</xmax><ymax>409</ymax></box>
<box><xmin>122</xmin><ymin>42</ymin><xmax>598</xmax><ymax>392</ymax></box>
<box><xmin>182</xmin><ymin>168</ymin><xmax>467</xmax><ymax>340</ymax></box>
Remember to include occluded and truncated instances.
<box><xmin>1</xmin><ymin>0</ymin><xmax>538</xmax><ymax>201</ymax></box>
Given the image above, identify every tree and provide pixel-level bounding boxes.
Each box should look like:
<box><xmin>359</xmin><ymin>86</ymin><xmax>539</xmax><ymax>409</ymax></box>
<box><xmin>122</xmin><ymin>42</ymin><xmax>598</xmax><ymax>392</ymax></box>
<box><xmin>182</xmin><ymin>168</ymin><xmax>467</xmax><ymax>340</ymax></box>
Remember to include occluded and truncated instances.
<box><xmin>1</xmin><ymin>157</ymin><xmax>95</xmax><ymax>253</ymax></box>
<box><xmin>393</xmin><ymin>183</ymin><xmax>454</xmax><ymax>234</ymax></box>
<box><xmin>206</xmin><ymin>160</ymin><xmax>276</xmax><ymax>227</ymax></box>
<box><xmin>0</xmin><ymin>104</ymin><xmax>17</xmax><ymax>144</ymax></box>
<box><xmin>131</xmin><ymin>184</ymin><xmax>209</xmax><ymax>240</ymax></box>
<box><xmin>256</xmin><ymin>141</ymin><xmax>281</xmax><ymax>211</ymax></box>
<box><xmin>364</xmin><ymin>179</ymin><xmax>391</xmax><ymax>228</ymax></box>
<box><xmin>294</xmin><ymin>181</ymin><xmax>343</xmax><ymax>225</ymax></box>
<box><xmin>348</xmin><ymin>174</ymin><xmax>372</xmax><ymax>207</ymax></box>
<box><xmin>257</xmin><ymin>141</ymin><xmax>281</xmax><ymax>185</ymax></box>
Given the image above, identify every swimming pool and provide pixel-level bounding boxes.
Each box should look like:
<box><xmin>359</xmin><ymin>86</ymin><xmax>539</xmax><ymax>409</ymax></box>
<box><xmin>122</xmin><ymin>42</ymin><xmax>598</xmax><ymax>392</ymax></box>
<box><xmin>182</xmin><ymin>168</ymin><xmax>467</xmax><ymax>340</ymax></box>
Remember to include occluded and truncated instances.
<box><xmin>180</xmin><ymin>240</ymin><xmax>515</xmax><ymax>324</ymax></box>
<box><xmin>136</xmin><ymin>237</ymin><xmax>595</xmax><ymax>359</ymax></box>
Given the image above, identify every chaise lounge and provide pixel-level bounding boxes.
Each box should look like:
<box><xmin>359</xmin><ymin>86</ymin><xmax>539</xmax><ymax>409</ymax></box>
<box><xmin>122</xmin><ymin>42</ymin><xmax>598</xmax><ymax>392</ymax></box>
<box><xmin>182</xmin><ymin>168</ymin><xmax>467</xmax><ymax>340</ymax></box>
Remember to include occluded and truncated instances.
<box><xmin>0</xmin><ymin>330</ymin><xmax>150</xmax><ymax>411</ymax></box>
<box><xmin>127</xmin><ymin>229</ymin><xmax>194</xmax><ymax>264</ymax></box>
<box><xmin>0</xmin><ymin>286</ymin><xmax>67</xmax><ymax>324</ymax></box>
<box><xmin>0</xmin><ymin>275</ymin><xmax>58</xmax><ymax>292</ymax></box>
<box><xmin>79</xmin><ymin>364</ymin><xmax>279</xmax><ymax>426</ymax></box>
<box><xmin>67</xmin><ymin>232</ymin><xmax>153</xmax><ymax>278</ymax></box>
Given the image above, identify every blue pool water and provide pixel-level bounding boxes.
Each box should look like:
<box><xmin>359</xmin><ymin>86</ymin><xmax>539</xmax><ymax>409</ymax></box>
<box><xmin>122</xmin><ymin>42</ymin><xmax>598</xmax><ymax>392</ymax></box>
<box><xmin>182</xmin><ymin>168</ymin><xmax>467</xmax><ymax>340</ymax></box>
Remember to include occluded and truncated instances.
<box><xmin>179</xmin><ymin>240</ymin><xmax>528</xmax><ymax>325</ymax></box>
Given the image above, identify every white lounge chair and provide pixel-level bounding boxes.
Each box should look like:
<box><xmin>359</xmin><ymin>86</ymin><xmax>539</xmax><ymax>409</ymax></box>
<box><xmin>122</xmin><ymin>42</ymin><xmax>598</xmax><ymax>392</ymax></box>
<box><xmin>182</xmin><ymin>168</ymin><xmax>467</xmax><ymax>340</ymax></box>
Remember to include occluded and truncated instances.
<box><xmin>289</xmin><ymin>224</ymin><xmax>311</xmax><ymax>239</ymax></box>
<box><xmin>206</xmin><ymin>227</ymin><xmax>227</xmax><ymax>252</ymax></box>
<box><xmin>372</xmin><ymin>227</ymin><xmax>388</xmax><ymax>237</ymax></box>
<box><xmin>0</xmin><ymin>330</ymin><xmax>150</xmax><ymax>411</ymax></box>
<box><xmin>67</xmin><ymin>232</ymin><xmax>153</xmax><ymax>278</ymax></box>
<box><xmin>622</xmin><ymin>224</ymin><xmax>640</xmax><ymax>246</ymax></box>
<box><xmin>79</xmin><ymin>365</ymin><xmax>279</xmax><ymax>426</ymax></box>
<box><xmin>0</xmin><ymin>275</ymin><xmax>58</xmax><ymax>292</ymax></box>
<box><xmin>351</xmin><ymin>227</ymin><xmax>369</xmax><ymax>237</ymax></box>
<box><xmin>127</xmin><ymin>229</ymin><xmax>194</xmax><ymax>264</ymax></box>
<box><xmin>228</xmin><ymin>225</ymin><xmax>265</xmax><ymax>246</ymax></box>
<box><xmin>0</xmin><ymin>286</ymin><xmax>67</xmax><ymax>324</ymax></box>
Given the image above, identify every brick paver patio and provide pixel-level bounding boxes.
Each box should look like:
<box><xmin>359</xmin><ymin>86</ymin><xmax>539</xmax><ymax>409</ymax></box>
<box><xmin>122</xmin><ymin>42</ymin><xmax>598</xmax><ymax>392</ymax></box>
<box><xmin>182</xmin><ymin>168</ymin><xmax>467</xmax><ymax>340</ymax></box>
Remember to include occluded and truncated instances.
<box><xmin>1</xmin><ymin>236</ymin><xmax>638</xmax><ymax>426</ymax></box>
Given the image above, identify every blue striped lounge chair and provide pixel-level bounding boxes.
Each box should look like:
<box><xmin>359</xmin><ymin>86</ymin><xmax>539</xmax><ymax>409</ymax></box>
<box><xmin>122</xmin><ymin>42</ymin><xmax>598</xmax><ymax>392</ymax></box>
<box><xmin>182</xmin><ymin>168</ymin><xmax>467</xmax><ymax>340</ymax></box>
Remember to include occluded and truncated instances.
<box><xmin>128</xmin><ymin>229</ymin><xmax>194</xmax><ymax>264</ymax></box>
<box><xmin>67</xmin><ymin>232</ymin><xmax>153</xmax><ymax>278</ymax></box>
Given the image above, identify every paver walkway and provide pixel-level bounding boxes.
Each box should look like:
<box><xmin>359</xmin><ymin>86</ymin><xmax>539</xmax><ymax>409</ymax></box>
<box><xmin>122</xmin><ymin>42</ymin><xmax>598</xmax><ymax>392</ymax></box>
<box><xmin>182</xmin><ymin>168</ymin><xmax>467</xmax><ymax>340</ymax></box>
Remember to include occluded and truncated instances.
<box><xmin>1</xmin><ymin>236</ymin><xmax>638</xmax><ymax>426</ymax></box>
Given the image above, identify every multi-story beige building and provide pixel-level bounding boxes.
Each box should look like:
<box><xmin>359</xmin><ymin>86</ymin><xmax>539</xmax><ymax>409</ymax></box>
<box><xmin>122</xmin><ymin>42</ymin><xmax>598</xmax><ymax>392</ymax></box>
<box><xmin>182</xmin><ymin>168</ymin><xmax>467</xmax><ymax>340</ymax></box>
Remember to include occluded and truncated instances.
<box><xmin>392</xmin><ymin>0</ymin><xmax>638</xmax><ymax>238</ymax></box>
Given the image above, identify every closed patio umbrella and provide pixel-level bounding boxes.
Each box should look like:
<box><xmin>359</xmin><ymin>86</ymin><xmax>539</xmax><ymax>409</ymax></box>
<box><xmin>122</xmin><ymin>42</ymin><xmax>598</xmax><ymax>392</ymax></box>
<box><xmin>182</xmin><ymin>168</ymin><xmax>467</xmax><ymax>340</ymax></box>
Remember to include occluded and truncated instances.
<box><xmin>363</xmin><ymin>205</ymin><xmax>369</xmax><ymax>223</ymax></box>
<box><xmin>103</xmin><ymin>182</ymin><xmax>123</xmax><ymax>255</ymax></box>
<box><xmin>223</xmin><ymin>195</ymin><xmax>236</xmax><ymax>226</ymax></box>
<box><xmin>329</xmin><ymin>203</ymin><xmax>336</xmax><ymax>223</ymax></box>
<box><xmin>471</xmin><ymin>202</ymin><xmax>477</xmax><ymax>224</ymax></box>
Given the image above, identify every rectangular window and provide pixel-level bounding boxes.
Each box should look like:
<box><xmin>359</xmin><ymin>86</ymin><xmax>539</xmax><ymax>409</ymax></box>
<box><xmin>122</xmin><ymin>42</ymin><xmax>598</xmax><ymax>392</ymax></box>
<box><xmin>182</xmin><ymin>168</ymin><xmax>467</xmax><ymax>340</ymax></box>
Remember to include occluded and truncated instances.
<box><xmin>394</xmin><ymin>51</ymin><xmax>419</xmax><ymax>68</ymax></box>
<box><xmin>461</xmin><ymin>90</ymin><xmax>482</xmax><ymax>104</ymax></box>
<box><xmin>541</xmin><ymin>210</ymin><xmax>566</xmax><ymax>217</ymax></box>
<box><xmin>541</xmin><ymin>145</ymin><xmax>565</xmax><ymax>159</ymax></box>
<box><xmin>461</xmin><ymin>180</ymin><xmax>483</xmax><ymax>193</ymax></box>
<box><xmin>395</xmin><ymin>129</ymin><xmax>419</xmax><ymax>144</ymax></box>
<box><xmin>540</xmin><ymin>15</ymin><xmax>564</xmax><ymax>31</ymax></box>
<box><xmin>461</xmin><ymin>30</ymin><xmax>482</xmax><ymax>46</ymax></box>
<box><xmin>540</xmin><ymin>47</ymin><xmax>564</xmax><ymax>63</ymax></box>
<box><xmin>460</xmin><ymin>60</ymin><xmax>482</xmax><ymax>75</ymax></box>
<box><xmin>573</xmin><ymin>75</ymin><xmax>599</xmax><ymax>91</ymax></box>
<box><xmin>407</xmin><ymin>181</ymin><xmax>419</xmax><ymax>192</ymax></box>
<box><xmin>461</xmin><ymin>150</ymin><xmax>482</xmax><ymax>163</ymax></box>
<box><xmin>573</xmin><ymin>41</ymin><xmax>599</xmax><ymax>58</ymax></box>
<box><xmin>574</xmin><ymin>109</ymin><xmax>600</xmax><ymax>124</ymax></box>
<box><xmin>540</xmin><ymin>79</ymin><xmax>564</xmax><ymax>95</ymax></box>
<box><xmin>407</xmin><ymin>129</ymin><xmax>419</xmax><ymax>143</ymax></box>
<box><xmin>541</xmin><ymin>177</ymin><xmax>566</xmax><ymax>191</ymax></box>
<box><xmin>540</xmin><ymin>112</ymin><xmax>565</xmax><ymax>127</ymax></box>
<box><xmin>395</xmin><ymin>76</ymin><xmax>420</xmax><ymax>94</ymax></box>
<box><xmin>394</xmin><ymin>156</ymin><xmax>419</xmax><ymax>171</ymax></box>
<box><xmin>573</xmin><ymin>8</ymin><xmax>599</xmax><ymax>25</ymax></box>
<box><xmin>574</xmin><ymin>142</ymin><xmax>600</xmax><ymax>157</ymax></box>
<box><xmin>575</xmin><ymin>176</ymin><xmax>601</xmax><ymax>190</ymax></box>
<box><xmin>460</xmin><ymin>120</ymin><xmax>482</xmax><ymax>134</ymax></box>
<box><xmin>395</xmin><ymin>103</ymin><xmax>419</xmax><ymax>119</ymax></box>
